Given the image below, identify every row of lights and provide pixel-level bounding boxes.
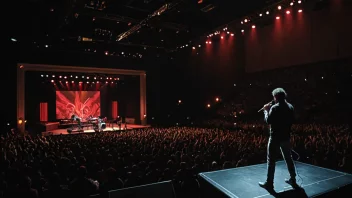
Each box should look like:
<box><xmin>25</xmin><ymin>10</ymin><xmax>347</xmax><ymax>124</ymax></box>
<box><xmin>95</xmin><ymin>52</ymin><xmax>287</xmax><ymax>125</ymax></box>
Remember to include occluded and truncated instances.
<box><xmin>41</xmin><ymin>74</ymin><xmax>120</xmax><ymax>81</ymax></box>
<box><xmin>51</xmin><ymin>80</ymin><xmax>117</xmax><ymax>84</ymax></box>
<box><xmin>241</xmin><ymin>0</ymin><xmax>302</xmax><ymax>24</ymax></box>
<box><xmin>178</xmin><ymin>1</ymin><xmax>304</xmax><ymax>50</ymax></box>
<box><xmin>104</xmin><ymin>51</ymin><xmax>143</xmax><ymax>58</ymax></box>
<box><xmin>240</xmin><ymin>0</ymin><xmax>303</xmax><ymax>32</ymax></box>
<box><xmin>193</xmin><ymin>7</ymin><xmax>303</xmax><ymax>48</ymax></box>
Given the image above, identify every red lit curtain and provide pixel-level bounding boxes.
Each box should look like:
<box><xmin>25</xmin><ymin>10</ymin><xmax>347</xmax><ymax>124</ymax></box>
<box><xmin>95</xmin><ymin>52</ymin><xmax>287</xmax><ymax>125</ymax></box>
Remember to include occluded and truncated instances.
<box><xmin>40</xmin><ymin>102</ymin><xmax>48</xmax><ymax>122</ymax></box>
<box><xmin>112</xmin><ymin>101</ymin><xmax>118</xmax><ymax>118</ymax></box>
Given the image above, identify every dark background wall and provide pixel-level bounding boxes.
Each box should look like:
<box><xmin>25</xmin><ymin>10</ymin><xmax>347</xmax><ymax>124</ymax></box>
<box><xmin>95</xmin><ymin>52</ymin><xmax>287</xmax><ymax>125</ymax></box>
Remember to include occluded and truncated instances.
<box><xmin>164</xmin><ymin>33</ymin><xmax>246</xmax><ymax>114</ymax></box>
<box><xmin>245</xmin><ymin>0</ymin><xmax>352</xmax><ymax>72</ymax></box>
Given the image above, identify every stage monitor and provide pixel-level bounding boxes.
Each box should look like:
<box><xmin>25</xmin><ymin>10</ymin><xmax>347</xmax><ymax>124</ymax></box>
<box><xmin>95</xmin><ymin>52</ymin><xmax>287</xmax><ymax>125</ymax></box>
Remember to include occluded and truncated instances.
<box><xmin>56</xmin><ymin>91</ymin><xmax>100</xmax><ymax>120</ymax></box>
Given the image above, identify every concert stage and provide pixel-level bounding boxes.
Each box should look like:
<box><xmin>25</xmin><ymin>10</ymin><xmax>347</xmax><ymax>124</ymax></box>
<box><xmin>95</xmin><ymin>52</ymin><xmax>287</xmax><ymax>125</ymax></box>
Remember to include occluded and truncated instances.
<box><xmin>42</xmin><ymin>123</ymin><xmax>150</xmax><ymax>136</ymax></box>
<box><xmin>198</xmin><ymin>161</ymin><xmax>352</xmax><ymax>198</ymax></box>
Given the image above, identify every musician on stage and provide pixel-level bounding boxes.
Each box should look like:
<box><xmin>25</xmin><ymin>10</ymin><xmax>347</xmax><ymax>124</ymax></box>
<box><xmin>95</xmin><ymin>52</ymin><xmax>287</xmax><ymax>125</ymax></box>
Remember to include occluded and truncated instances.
<box><xmin>71</xmin><ymin>114</ymin><xmax>82</xmax><ymax>129</ymax></box>
<box><xmin>259</xmin><ymin>88</ymin><xmax>299</xmax><ymax>190</ymax></box>
<box><xmin>116</xmin><ymin>116</ymin><xmax>122</xmax><ymax>130</ymax></box>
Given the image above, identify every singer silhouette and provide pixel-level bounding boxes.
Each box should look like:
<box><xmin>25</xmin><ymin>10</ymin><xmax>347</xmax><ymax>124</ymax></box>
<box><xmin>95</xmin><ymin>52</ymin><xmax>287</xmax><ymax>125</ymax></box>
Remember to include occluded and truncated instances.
<box><xmin>259</xmin><ymin>88</ymin><xmax>299</xmax><ymax>191</ymax></box>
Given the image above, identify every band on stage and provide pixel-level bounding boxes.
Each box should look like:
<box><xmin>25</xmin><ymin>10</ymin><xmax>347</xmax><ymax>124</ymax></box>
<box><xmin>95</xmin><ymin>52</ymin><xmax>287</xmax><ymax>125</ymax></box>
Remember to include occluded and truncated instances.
<box><xmin>69</xmin><ymin>115</ymin><xmax>126</xmax><ymax>133</ymax></box>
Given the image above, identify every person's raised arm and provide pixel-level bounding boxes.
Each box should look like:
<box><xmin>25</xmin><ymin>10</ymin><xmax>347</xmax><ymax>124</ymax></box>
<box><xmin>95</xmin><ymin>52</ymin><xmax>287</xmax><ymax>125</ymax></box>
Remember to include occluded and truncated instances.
<box><xmin>264</xmin><ymin>106</ymin><xmax>275</xmax><ymax>124</ymax></box>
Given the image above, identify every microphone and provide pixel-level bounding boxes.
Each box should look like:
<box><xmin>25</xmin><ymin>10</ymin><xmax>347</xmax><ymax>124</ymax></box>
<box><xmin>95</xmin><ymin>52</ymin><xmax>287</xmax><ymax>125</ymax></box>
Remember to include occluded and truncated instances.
<box><xmin>258</xmin><ymin>100</ymin><xmax>275</xmax><ymax>112</ymax></box>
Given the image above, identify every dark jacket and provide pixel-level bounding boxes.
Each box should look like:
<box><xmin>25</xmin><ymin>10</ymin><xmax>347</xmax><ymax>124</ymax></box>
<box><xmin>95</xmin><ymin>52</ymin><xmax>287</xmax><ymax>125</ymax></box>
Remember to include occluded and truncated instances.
<box><xmin>264</xmin><ymin>101</ymin><xmax>294</xmax><ymax>140</ymax></box>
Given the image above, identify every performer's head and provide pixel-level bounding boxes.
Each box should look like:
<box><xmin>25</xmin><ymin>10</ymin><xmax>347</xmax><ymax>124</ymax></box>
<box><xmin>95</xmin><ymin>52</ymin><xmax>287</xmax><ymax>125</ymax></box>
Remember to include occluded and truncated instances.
<box><xmin>272</xmin><ymin>88</ymin><xmax>287</xmax><ymax>103</ymax></box>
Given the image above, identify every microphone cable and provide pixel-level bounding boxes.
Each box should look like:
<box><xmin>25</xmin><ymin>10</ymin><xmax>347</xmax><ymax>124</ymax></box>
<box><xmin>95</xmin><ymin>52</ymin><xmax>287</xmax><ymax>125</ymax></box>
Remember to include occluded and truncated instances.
<box><xmin>291</xmin><ymin>149</ymin><xmax>303</xmax><ymax>187</ymax></box>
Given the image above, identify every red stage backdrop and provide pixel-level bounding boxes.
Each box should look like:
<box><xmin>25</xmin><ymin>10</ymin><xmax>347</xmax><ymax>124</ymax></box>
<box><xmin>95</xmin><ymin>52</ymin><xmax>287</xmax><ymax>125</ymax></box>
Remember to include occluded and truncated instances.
<box><xmin>56</xmin><ymin>91</ymin><xmax>100</xmax><ymax>120</ymax></box>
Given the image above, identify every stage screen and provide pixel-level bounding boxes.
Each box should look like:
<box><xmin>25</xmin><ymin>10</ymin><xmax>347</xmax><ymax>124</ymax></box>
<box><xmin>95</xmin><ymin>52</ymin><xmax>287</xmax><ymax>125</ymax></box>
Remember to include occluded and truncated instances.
<box><xmin>56</xmin><ymin>91</ymin><xmax>100</xmax><ymax>120</ymax></box>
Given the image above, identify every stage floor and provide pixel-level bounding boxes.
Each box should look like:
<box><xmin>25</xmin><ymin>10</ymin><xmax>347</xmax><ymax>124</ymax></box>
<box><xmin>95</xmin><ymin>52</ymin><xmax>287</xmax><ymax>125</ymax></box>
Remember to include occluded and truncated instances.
<box><xmin>42</xmin><ymin>123</ymin><xmax>150</xmax><ymax>136</ymax></box>
<box><xmin>199</xmin><ymin>160</ymin><xmax>352</xmax><ymax>198</ymax></box>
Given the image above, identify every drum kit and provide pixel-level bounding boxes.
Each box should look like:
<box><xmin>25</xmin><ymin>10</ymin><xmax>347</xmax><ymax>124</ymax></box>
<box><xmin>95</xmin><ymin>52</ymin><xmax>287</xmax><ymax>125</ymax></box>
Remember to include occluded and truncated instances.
<box><xmin>70</xmin><ymin>115</ymin><xmax>106</xmax><ymax>132</ymax></box>
<box><xmin>88</xmin><ymin>116</ymin><xmax>106</xmax><ymax>132</ymax></box>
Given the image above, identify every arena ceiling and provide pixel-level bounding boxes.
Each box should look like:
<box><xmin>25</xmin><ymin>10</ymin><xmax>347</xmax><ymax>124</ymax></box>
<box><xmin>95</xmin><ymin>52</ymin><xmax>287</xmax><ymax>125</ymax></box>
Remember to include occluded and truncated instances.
<box><xmin>11</xmin><ymin>0</ymin><xmax>282</xmax><ymax>54</ymax></box>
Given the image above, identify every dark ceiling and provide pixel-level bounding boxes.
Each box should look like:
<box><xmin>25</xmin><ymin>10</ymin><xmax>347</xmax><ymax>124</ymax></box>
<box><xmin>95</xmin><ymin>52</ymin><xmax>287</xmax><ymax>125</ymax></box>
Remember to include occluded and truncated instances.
<box><xmin>11</xmin><ymin>0</ymin><xmax>281</xmax><ymax>54</ymax></box>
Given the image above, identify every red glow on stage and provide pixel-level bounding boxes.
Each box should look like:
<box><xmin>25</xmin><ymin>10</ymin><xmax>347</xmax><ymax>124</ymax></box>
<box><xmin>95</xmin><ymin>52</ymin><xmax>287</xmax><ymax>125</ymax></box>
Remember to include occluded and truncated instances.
<box><xmin>56</xmin><ymin>91</ymin><xmax>100</xmax><ymax>120</ymax></box>
<box><xmin>40</xmin><ymin>102</ymin><xmax>48</xmax><ymax>122</ymax></box>
<box><xmin>112</xmin><ymin>101</ymin><xmax>118</xmax><ymax>118</ymax></box>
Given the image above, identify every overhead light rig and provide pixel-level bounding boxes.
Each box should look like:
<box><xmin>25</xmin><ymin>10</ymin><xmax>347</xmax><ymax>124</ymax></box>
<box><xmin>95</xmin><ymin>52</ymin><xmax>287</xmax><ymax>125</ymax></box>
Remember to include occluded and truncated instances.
<box><xmin>117</xmin><ymin>0</ymin><xmax>183</xmax><ymax>41</ymax></box>
<box><xmin>172</xmin><ymin>0</ymin><xmax>307</xmax><ymax>52</ymax></box>
<box><xmin>40</xmin><ymin>73</ymin><xmax>124</xmax><ymax>85</ymax></box>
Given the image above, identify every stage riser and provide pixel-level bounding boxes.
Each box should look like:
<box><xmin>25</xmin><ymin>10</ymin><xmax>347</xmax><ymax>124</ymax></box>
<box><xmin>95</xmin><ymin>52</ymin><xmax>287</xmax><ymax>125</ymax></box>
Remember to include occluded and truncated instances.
<box><xmin>59</xmin><ymin>124</ymin><xmax>72</xmax><ymax>129</ymax></box>
<box><xmin>198</xmin><ymin>177</ymin><xmax>228</xmax><ymax>198</ymax></box>
<box><xmin>198</xmin><ymin>161</ymin><xmax>352</xmax><ymax>198</ymax></box>
<box><xmin>108</xmin><ymin>180</ymin><xmax>175</xmax><ymax>198</ymax></box>
<box><xmin>67</xmin><ymin>128</ymin><xmax>84</xmax><ymax>133</ymax></box>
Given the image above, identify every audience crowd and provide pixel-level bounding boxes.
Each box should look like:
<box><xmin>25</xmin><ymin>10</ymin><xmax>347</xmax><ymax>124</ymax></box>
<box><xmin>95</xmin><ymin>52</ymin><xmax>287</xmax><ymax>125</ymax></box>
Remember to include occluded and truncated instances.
<box><xmin>1</xmin><ymin>123</ymin><xmax>351</xmax><ymax>198</ymax></box>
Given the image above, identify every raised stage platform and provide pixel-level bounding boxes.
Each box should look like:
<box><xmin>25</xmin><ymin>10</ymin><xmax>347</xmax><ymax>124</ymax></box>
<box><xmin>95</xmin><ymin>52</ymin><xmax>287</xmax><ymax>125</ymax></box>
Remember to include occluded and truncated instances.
<box><xmin>198</xmin><ymin>161</ymin><xmax>352</xmax><ymax>198</ymax></box>
<box><xmin>42</xmin><ymin>123</ymin><xmax>150</xmax><ymax>136</ymax></box>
